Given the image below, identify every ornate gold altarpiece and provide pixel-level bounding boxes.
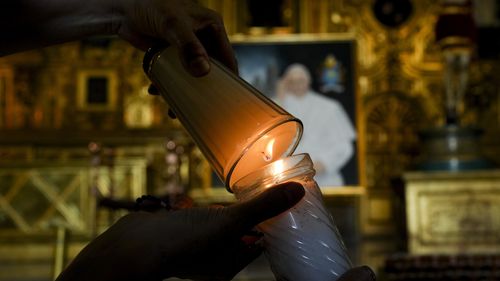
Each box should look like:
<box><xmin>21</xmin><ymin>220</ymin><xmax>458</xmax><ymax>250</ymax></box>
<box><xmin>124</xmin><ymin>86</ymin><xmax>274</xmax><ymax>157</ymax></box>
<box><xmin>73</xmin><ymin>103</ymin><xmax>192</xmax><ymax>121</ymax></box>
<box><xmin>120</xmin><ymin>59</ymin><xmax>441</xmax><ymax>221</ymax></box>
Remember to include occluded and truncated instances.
<box><xmin>0</xmin><ymin>40</ymin><xmax>210</xmax><ymax>280</ymax></box>
<box><xmin>0</xmin><ymin>0</ymin><xmax>500</xmax><ymax>279</ymax></box>
<box><xmin>201</xmin><ymin>0</ymin><xmax>500</xmax><ymax>270</ymax></box>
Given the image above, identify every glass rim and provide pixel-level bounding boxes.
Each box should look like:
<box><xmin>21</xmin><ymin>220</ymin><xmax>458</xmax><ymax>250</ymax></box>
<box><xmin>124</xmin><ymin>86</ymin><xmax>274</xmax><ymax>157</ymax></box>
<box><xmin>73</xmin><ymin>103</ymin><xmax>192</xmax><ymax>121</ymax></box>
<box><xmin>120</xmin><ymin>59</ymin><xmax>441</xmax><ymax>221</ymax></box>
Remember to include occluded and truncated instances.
<box><xmin>226</xmin><ymin>117</ymin><xmax>303</xmax><ymax>191</ymax></box>
<box><xmin>231</xmin><ymin>153</ymin><xmax>313</xmax><ymax>193</ymax></box>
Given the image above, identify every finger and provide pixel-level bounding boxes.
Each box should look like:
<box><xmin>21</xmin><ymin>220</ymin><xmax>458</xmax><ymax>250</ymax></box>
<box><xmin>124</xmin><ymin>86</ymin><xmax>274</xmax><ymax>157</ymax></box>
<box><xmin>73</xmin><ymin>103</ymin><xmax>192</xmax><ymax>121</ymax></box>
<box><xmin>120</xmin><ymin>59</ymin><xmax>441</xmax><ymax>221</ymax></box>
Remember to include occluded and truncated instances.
<box><xmin>211</xmin><ymin>23</ymin><xmax>238</xmax><ymax>74</ymax></box>
<box><xmin>146</xmin><ymin>86</ymin><xmax>177</xmax><ymax>119</ymax></box>
<box><xmin>118</xmin><ymin>26</ymin><xmax>162</xmax><ymax>52</ymax></box>
<box><xmin>164</xmin><ymin>21</ymin><xmax>210</xmax><ymax>77</ymax></box>
<box><xmin>191</xmin><ymin>7</ymin><xmax>237</xmax><ymax>73</ymax></box>
<box><xmin>167</xmin><ymin>109</ymin><xmax>177</xmax><ymax>119</ymax></box>
<box><xmin>228</xmin><ymin>182</ymin><xmax>305</xmax><ymax>233</ymax></box>
<box><xmin>178</xmin><ymin>41</ymin><xmax>210</xmax><ymax>77</ymax></box>
<box><xmin>171</xmin><ymin>195</ymin><xmax>194</xmax><ymax>210</ymax></box>
<box><xmin>337</xmin><ymin>266</ymin><xmax>376</xmax><ymax>281</ymax></box>
<box><xmin>197</xmin><ymin>22</ymin><xmax>238</xmax><ymax>74</ymax></box>
<box><xmin>241</xmin><ymin>230</ymin><xmax>263</xmax><ymax>245</ymax></box>
<box><xmin>147</xmin><ymin>84</ymin><xmax>160</xmax><ymax>95</ymax></box>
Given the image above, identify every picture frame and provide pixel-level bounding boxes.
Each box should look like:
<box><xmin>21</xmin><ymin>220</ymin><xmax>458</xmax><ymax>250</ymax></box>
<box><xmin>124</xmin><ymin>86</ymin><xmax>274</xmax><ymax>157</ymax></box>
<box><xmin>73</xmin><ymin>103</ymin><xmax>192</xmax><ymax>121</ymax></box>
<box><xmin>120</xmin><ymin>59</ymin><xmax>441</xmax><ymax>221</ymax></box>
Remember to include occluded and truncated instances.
<box><xmin>0</xmin><ymin>68</ymin><xmax>8</xmax><ymax>128</ymax></box>
<box><xmin>76</xmin><ymin>69</ymin><xmax>118</xmax><ymax>111</ymax></box>
<box><xmin>0</xmin><ymin>67</ymin><xmax>16</xmax><ymax>129</ymax></box>
<box><xmin>211</xmin><ymin>34</ymin><xmax>365</xmax><ymax>189</ymax></box>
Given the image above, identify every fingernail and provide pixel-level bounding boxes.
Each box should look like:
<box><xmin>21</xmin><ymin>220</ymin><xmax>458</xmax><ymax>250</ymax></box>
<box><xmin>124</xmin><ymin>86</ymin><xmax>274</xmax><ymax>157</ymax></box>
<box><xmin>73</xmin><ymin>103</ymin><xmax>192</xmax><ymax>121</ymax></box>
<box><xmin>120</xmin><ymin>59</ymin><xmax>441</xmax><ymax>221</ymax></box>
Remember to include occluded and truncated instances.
<box><xmin>241</xmin><ymin>234</ymin><xmax>263</xmax><ymax>245</ymax></box>
<box><xmin>189</xmin><ymin>56</ymin><xmax>210</xmax><ymax>76</ymax></box>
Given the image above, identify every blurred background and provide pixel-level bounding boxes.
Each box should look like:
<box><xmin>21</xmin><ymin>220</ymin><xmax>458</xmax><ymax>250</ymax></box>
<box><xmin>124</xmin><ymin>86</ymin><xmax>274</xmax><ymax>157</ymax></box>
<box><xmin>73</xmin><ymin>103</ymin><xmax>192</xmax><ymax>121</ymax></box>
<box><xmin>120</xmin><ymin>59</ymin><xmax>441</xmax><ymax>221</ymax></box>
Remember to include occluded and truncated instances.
<box><xmin>1</xmin><ymin>0</ymin><xmax>500</xmax><ymax>280</ymax></box>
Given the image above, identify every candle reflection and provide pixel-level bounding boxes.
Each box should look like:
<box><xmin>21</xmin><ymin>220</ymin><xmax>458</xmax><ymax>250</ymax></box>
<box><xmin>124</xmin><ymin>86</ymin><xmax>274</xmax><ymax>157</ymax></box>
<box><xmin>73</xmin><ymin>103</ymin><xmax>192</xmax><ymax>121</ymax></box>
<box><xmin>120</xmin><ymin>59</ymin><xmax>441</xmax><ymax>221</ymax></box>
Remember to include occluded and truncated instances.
<box><xmin>271</xmin><ymin>159</ymin><xmax>285</xmax><ymax>176</ymax></box>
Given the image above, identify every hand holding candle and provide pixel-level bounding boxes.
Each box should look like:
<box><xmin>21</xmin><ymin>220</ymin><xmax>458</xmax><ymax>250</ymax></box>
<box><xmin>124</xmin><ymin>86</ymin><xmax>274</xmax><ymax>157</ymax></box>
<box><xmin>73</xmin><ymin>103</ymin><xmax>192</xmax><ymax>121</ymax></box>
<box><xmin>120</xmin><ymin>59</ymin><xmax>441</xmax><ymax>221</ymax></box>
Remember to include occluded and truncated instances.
<box><xmin>233</xmin><ymin>154</ymin><xmax>352</xmax><ymax>281</ymax></box>
<box><xmin>144</xmin><ymin>47</ymin><xmax>351</xmax><ymax>281</ymax></box>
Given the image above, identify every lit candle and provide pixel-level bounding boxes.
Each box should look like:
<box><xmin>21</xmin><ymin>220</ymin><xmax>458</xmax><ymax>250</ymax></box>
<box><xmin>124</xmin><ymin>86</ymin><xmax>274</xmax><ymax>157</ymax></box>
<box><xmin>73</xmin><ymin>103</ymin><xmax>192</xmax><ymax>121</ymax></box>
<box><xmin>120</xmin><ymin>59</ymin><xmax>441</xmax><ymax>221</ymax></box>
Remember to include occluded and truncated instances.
<box><xmin>262</xmin><ymin>138</ymin><xmax>275</xmax><ymax>162</ymax></box>
<box><xmin>144</xmin><ymin>46</ymin><xmax>350</xmax><ymax>281</ymax></box>
<box><xmin>233</xmin><ymin>154</ymin><xmax>352</xmax><ymax>281</ymax></box>
<box><xmin>229</xmin><ymin>122</ymin><xmax>300</xmax><ymax>187</ymax></box>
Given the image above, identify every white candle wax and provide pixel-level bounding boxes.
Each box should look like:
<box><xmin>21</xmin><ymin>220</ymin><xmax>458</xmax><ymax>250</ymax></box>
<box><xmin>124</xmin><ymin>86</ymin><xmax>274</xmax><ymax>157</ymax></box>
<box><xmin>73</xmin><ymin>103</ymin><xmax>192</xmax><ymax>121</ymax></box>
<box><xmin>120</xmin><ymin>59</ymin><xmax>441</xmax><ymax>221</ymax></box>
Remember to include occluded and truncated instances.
<box><xmin>233</xmin><ymin>154</ymin><xmax>352</xmax><ymax>281</ymax></box>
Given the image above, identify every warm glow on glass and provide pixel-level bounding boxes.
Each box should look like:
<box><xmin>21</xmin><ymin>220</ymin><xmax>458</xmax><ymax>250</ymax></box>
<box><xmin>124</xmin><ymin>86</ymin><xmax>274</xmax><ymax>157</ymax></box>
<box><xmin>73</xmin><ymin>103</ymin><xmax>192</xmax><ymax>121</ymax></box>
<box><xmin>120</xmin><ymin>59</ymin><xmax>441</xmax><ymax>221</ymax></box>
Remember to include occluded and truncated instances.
<box><xmin>232</xmin><ymin>122</ymin><xmax>300</xmax><ymax>189</ymax></box>
<box><xmin>144</xmin><ymin>47</ymin><xmax>302</xmax><ymax>190</ymax></box>
<box><xmin>271</xmin><ymin>159</ymin><xmax>286</xmax><ymax>176</ymax></box>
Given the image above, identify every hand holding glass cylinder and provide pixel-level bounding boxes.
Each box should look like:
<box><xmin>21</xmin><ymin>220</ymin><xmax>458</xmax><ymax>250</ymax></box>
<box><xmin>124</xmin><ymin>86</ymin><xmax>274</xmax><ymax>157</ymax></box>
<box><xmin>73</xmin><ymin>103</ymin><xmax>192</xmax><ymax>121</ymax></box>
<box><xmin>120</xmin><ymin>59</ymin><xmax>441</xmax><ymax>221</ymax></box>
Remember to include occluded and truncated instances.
<box><xmin>233</xmin><ymin>154</ymin><xmax>352</xmax><ymax>281</ymax></box>
<box><xmin>144</xmin><ymin>47</ymin><xmax>351</xmax><ymax>280</ymax></box>
<box><xmin>144</xmin><ymin>47</ymin><xmax>302</xmax><ymax>188</ymax></box>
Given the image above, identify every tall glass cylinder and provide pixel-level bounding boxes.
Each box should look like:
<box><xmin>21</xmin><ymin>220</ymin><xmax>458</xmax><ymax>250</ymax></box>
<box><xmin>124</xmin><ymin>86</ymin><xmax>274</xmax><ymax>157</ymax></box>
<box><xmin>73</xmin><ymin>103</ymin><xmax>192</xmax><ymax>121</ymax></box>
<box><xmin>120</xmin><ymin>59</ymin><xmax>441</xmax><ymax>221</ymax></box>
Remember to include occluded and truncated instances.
<box><xmin>233</xmin><ymin>154</ymin><xmax>352</xmax><ymax>281</ymax></box>
<box><xmin>143</xmin><ymin>47</ymin><xmax>303</xmax><ymax>189</ymax></box>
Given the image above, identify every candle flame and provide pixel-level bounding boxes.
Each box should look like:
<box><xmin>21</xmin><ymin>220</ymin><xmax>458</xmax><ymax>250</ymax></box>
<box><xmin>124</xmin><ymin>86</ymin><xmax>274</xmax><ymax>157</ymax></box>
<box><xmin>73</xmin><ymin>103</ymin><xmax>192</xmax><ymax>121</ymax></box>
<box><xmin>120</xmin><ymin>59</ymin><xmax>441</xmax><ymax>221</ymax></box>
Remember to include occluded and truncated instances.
<box><xmin>262</xmin><ymin>138</ymin><xmax>275</xmax><ymax>162</ymax></box>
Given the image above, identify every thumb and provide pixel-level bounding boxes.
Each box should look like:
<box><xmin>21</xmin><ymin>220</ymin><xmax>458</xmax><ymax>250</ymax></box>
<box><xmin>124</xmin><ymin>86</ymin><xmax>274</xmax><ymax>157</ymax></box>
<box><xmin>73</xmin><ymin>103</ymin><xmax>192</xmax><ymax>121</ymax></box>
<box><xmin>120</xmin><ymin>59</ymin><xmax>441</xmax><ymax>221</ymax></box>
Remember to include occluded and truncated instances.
<box><xmin>228</xmin><ymin>182</ymin><xmax>305</xmax><ymax>233</ymax></box>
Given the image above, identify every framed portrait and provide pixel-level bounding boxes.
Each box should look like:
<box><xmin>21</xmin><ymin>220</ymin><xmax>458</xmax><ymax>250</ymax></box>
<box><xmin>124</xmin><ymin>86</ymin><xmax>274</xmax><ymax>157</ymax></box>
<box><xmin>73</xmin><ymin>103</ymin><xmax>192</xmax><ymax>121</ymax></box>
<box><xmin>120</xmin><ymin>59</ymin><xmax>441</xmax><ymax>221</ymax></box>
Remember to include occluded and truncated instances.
<box><xmin>211</xmin><ymin>34</ymin><xmax>365</xmax><ymax>189</ymax></box>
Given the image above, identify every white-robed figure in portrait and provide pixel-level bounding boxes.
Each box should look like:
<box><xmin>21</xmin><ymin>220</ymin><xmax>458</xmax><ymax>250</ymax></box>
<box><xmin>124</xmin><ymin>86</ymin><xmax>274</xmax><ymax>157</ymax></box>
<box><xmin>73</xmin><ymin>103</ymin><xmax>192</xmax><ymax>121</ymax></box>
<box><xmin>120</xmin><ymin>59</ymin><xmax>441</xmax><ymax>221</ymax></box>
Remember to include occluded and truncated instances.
<box><xmin>275</xmin><ymin>63</ymin><xmax>356</xmax><ymax>187</ymax></box>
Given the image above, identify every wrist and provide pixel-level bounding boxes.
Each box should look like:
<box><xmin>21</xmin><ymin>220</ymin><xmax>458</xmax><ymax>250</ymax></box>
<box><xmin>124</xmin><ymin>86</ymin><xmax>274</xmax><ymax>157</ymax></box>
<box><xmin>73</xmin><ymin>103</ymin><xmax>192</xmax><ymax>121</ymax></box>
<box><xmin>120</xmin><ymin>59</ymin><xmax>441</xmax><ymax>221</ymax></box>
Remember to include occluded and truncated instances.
<box><xmin>0</xmin><ymin>0</ymin><xmax>117</xmax><ymax>56</ymax></box>
<box><xmin>29</xmin><ymin>0</ymin><xmax>117</xmax><ymax>39</ymax></box>
<box><xmin>37</xmin><ymin>0</ymin><xmax>117</xmax><ymax>36</ymax></box>
<box><xmin>75</xmin><ymin>0</ymin><xmax>118</xmax><ymax>36</ymax></box>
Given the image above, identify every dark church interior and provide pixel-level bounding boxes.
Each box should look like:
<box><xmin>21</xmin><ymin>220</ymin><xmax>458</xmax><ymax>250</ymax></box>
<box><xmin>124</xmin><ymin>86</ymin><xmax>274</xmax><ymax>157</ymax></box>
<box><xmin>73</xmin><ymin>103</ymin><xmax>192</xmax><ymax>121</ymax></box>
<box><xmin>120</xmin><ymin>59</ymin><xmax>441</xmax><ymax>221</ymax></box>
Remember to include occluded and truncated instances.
<box><xmin>1</xmin><ymin>0</ymin><xmax>500</xmax><ymax>280</ymax></box>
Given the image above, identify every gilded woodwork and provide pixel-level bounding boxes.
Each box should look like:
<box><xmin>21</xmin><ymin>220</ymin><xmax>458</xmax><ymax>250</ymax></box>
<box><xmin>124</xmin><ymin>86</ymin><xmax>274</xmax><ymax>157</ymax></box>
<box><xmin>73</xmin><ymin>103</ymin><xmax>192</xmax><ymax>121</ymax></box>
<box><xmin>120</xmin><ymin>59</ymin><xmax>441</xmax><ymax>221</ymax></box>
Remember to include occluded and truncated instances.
<box><xmin>0</xmin><ymin>159</ymin><xmax>146</xmax><ymax>238</ymax></box>
<box><xmin>0</xmin><ymin>0</ymin><xmax>497</xmax><ymax>197</ymax></box>
<box><xmin>405</xmin><ymin>170</ymin><xmax>500</xmax><ymax>254</ymax></box>
<box><xmin>76</xmin><ymin>69</ymin><xmax>118</xmax><ymax>111</ymax></box>
<box><xmin>0</xmin><ymin>1</ymin><xmax>499</xmax><ymax>277</ymax></box>
<box><xmin>208</xmin><ymin>0</ymin><xmax>496</xmax><ymax>183</ymax></box>
<box><xmin>261</xmin><ymin>1</ymin><xmax>497</xmax><ymax>235</ymax></box>
<box><xmin>0</xmin><ymin>40</ymin><xmax>176</xmax><ymax>131</ymax></box>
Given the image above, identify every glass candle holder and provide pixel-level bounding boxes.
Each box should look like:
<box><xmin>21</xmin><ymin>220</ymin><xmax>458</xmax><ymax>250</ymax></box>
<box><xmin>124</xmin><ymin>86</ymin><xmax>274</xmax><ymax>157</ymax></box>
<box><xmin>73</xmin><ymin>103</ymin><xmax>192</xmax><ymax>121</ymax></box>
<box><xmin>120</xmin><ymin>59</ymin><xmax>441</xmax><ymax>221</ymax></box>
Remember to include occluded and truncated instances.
<box><xmin>233</xmin><ymin>153</ymin><xmax>352</xmax><ymax>281</ymax></box>
<box><xmin>143</xmin><ymin>47</ymin><xmax>303</xmax><ymax>189</ymax></box>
